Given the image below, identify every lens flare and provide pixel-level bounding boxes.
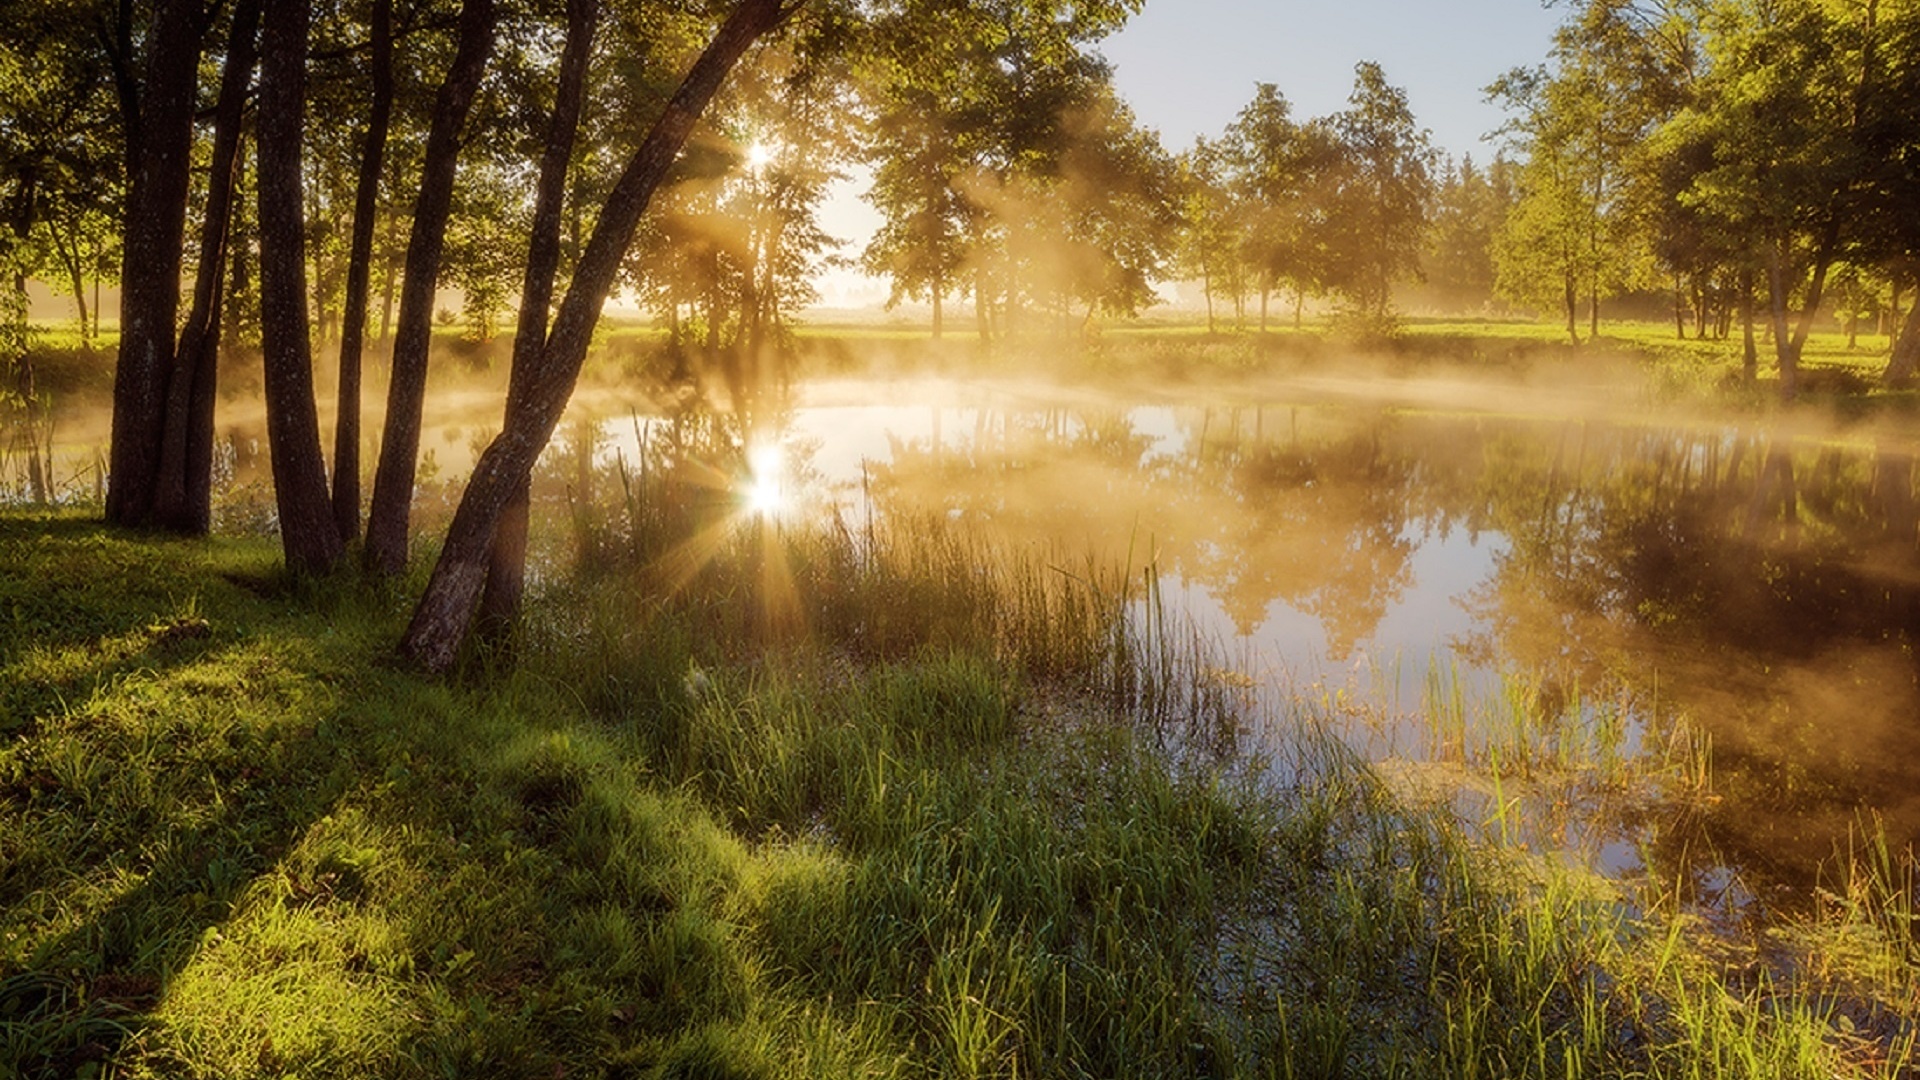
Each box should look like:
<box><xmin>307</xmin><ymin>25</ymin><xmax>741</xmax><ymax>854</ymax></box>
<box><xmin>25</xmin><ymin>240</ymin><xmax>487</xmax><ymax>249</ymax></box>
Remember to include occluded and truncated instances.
<box><xmin>744</xmin><ymin>443</ymin><xmax>786</xmax><ymax>517</ymax></box>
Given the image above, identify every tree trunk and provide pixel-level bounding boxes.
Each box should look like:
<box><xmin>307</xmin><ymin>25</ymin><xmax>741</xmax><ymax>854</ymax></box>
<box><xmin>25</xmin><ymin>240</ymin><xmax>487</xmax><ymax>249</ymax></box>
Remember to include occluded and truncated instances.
<box><xmin>974</xmin><ymin>265</ymin><xmax>991</xmax><ymax>344</ymax></box>
<box><xmin>105</xmin><ymin>0</ymin><xmax>203</xmax><ymax>527</ymax></box>
<box><xmin>1201</xmin><ymin>264</ymin><xmax>1213</xmax><ymax>334</ymax></box>
<box><xmin>1672</xmin><ymin>273</ymin><xmax>1685</xmax><ymax>339</ymax></box>
<box><xmin>401</xmin><ymin>0</ymin><xmax>798</xmax><ymax>673</ymax></box>
<box><xmin>1740</xmin><ymin>267</ymin><xmax>1758</xmax><ymax>384</ymax></box>
<box><xmin>1785</xmin><ymin>227</ymin><xmax>1839</xmax><ymax>369</ymax></box>
<box><xmin>223</xmin><ymin>174</ymin><xmax>253</xmax><ymax>353</ymax></box>
<box><xmin>1884</xmin><ymin>289</ymin><xmax>1920</xmax><ymax>387</ymax></box>
<box><xmin>1765</xmin><ymin>243</ymin><xmax>1799</xmax><ymax>400</ymax></box>
<box><xmin>332</xmin><ymin>0</ymin><xmax>395</xmax><ymax>543</ymax></box>
<box><xmin>364</xmin><ymin>0</ymin><xmax>498</xmax><ymax>576</ymax></box>
<box><xmin>477</xmin><ymin>0</ymin><xmax>599</xmax><ymax>636</ymax></box>
<box><xmin>153</xmin><ymin>0</ymin><xmax>260</xmax><ymax>535</ymax></box>
<box><xmin>50</xmin><ymin>221</ymin><xmax>91</xmax><ymax>349</ymax></box>
<box><xmin>1564</xmin><ymin>274</ymin><xmax>1579</xmax><ymax>346</ymax></box>
<box><xmin>1889</xmin><ymin>282</ymin><xmax>1903</xmax><ymax>353</ymax></box>
<box><xmin>257</xmin><ymin>0</ymin><xmax>345</xmax><ymax>575</ymax></box>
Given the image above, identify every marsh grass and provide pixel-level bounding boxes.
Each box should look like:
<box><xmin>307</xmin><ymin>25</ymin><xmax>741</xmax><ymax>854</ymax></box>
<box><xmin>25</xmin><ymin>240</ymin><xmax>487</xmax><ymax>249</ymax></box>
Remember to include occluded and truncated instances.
<box><xmin>1</xmin><ymin>496</ymin><xmax>1916</xmax><ymax>1077</ymax></box>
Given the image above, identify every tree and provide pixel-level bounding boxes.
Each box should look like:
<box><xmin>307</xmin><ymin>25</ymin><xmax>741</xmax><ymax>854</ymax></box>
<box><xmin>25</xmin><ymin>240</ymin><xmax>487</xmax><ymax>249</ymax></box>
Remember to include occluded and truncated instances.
<box><xmin>1320</xmin><ymin>61</ymin><xmax>1435</xmax><ymax>326</ymax></box>
<box><xmin>1660</xmin><ymin>0</ymin><xmax>1876</xmax><ymax>399</ymax></box>
<box><xmin>1172</xmin><ymin>136</ymin><xmax>1240</xmax><ymax>333</ymax></box>
<box><xmin>151</xmin><ymin>0</ymin><xmax>261</xmax><ymax>533</ymax></box>
<box><xmin>1857</xmin><ymin>0</ymin><xmax>1920</xmax><ymax>385</ymax></box>
<box><xmin>363</xmin><ymin>0</ymin><xmax>499</xmax><ymax>576</ymax></box>
<box><xmin>998</xmin><ymin>83</ymin><xmax>1174</xmax><ymax>330</ymax></box>
<box><xmin>1424</xmin><ymin>154</ymin><xmax>1514</xmax><ymax>312</ymax></box>
<box><xmin>861</xmin><ymin>83</ymin><xmax>971</xmax><ymax>338</ymax></box>
<box><xmin>855</xmin><ymin>0</ymin><xmax>1143</xmax><ymax>345</ymax></box>
<box><xmin>478</xmin><ymin>0</ymin><xmax>600</xmax><ymax>634</ymax></box>
<box><xmin>628</xmin><ymin>32</ymin><xmax>853</xmax><ymax>405</ymax></box>
<box><xmin>256</xmin><ymin>0</ymin><xmax>345</xmax><ymax>574</ymax></box>
<box><xmin>1223</xmin><ymin>83</ymin><xmax>1337</xmax><ymax>330</ymax></box>
<box><xmin>330</xmin><ymin>0</ymin><xmax>394</xmax><ymax>542</ymax></box>
<box><xmin>400</xmin><ymin>0</ymin><xmax>802</xmax><ymax>672</ymax></box>
<box><xmin>0</xmin><ymin>0</ymin><xmax>122</xmax><ymax>351</ymax></box>
<box><xmin>1490</xmin><ymin>1</ymin><xmax>1694</xmax><ymax>342</ymax></box>
<box><xmin>104</xmin><ymin>0</ymin><xmax>207</xmax><ymax>528</ymax></box>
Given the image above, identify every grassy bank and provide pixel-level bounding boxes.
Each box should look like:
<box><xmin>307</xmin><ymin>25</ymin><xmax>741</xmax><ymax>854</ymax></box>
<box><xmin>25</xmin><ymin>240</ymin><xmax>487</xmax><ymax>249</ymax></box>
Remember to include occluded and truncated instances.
<box><xmin>2</xmin><ymin>490</ymin><xmax>1918</xmax><ymax>1076</ymax></box>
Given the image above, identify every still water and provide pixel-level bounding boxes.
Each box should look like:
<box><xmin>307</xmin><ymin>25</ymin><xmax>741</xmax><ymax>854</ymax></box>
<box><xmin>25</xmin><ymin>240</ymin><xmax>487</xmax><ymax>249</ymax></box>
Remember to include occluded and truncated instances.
<box><xmin>599</xmin><ymin>379</ymin><xmax>1920</xmax><ymax>910</ymax></box>
<box><xmin>22</xmin><ymin>372</ymin><xmax>1912</xmax><ymax>907</ymax></box>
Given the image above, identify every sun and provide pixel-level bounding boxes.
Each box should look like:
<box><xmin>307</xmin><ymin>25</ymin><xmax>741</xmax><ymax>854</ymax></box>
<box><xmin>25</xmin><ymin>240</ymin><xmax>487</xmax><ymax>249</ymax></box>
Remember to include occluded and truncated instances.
<box><xmin>743</xmin><ymin>443</ymin><xmax>787</xmax><ymax>517</ymax></box>
<box><xmin>745</xmin><ymin>141</ymin><xmax>775</xmax><ymax>172</ymax></box>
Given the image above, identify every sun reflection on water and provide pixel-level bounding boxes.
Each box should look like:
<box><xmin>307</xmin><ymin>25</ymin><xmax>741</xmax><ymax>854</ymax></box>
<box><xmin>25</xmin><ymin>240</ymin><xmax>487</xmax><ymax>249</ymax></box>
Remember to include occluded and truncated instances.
<box><xmin>743</xmin><ymin>443</ymin><xmax>787</xmax><ymax>518</ymax></box>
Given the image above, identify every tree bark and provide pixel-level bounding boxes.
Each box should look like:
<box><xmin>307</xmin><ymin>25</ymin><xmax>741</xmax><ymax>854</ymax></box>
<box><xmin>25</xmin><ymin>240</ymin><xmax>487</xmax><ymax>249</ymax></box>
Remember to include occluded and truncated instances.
<box><xmin>1564</xmin><ymin>273</ymin><xmax>1579</xmax><ymax>346</ymax></box>
<box><xmin>401</xmin><ymin>0</ymin><xmax>798</xmax><ymax>673</ymax></box>
<box><xmin>153</xmin><ymin>0</ymin><xmax>261</xmax><ymax>535</ymax></box>
<box><xmin>1885</xmin><ymin>288</ymin><xmax>1920</xmax><ymax>387</ymax></box>
<box><xmin>363</xmin><ymin>0</ymin><xmax>498</xmax><ymax>576</ymax></box>
<box><xmin>257</xmin><ymin>0</ymin><xmax>345</xmax><ymax>575</ymax></box>
<box><xmin>332</xmin><ymin>0</ymin><xmax>396</xmax><ymax>543</ymax></box>
<box><xmin>1765</xmin><ymin>243</ymin><xmax>1799</xmax><ymax>400</ymax></box>
<box><xmin>477</xmin><ymin>0</ymin><xmax>599</xmax><ymax>634</ymax></box>
<box><xmin>105</xmin><ymin>0</ymin><xmax>204</xmax><ymax>527</ymax></box>
<box><xmin>1740</xmin><ymin>267</ymin><xmax>1758</xmax><ymax>384</ymax></box>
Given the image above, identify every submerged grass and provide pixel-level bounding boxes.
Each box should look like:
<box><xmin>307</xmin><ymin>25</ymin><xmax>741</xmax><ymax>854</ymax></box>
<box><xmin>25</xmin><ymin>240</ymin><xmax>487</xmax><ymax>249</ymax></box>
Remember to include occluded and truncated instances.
<box><xmin>1</xmin><ymin>501</ymin><xmax>1916</xmax><ymax>1078</ymax></box>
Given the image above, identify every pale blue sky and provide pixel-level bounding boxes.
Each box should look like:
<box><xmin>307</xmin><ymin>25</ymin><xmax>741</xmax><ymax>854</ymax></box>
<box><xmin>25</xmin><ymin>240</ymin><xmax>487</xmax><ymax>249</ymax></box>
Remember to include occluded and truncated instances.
<box><xmin>1104</xmin><ymin>0</ymin><xmax>1566</xmax><ymax>160</ymax></box>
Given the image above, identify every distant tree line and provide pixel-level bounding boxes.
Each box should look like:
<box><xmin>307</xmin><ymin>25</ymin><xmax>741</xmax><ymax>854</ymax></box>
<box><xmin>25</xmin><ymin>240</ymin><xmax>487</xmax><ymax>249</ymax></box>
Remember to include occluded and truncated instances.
<box><xmin>1486</xmin><ymin>0</ymin><xmax>1920</xmax><ymax>395</ymax></box>
<box><xmin>1162</xmin><ymin>0</ymin><xmax>1920</xmax><ymax>397</ymax></box>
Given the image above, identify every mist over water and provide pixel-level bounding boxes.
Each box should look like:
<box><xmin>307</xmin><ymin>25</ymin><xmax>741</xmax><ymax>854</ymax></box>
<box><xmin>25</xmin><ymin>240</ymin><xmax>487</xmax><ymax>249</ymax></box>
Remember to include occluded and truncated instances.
<box><xmin>616</xmin><ymin>376</ymin><xmax>1920</xmax><ymax>909</ymax></box>
<box><xmin>17</xmin><ymin>357</ymin><xmax>1920</xmax><ymax>909</ymax></box>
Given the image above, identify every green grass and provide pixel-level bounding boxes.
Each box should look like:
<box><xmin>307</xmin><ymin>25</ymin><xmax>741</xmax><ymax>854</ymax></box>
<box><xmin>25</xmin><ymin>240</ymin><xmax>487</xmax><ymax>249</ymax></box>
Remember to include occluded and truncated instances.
<box><xmin>1</xmin><ymin>485</ymin><xmax>1917</xmax><ymax>1077</ymax></box>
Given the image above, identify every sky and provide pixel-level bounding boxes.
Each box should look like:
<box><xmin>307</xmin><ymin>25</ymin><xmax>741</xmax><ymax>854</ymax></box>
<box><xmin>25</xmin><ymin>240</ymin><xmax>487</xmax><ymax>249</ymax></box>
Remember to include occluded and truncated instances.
<box><xmin>1102</xmin><ymin>0</ymin><xmax>1567</xmax><ymax>159</ymax></box>
<box><xmin>814</xmin><ymin>0</ymin><xmax>1571</xmax><ymax>308</ymax></box>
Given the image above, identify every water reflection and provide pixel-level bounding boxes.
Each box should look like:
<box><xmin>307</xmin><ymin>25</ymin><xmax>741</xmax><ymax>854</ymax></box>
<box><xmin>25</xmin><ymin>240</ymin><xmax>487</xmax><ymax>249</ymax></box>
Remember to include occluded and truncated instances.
<box><xmin>67</xmin><ymin>375</ymin><xmax>1913</xmax><ymax>906</ymax></box>
<box><xmin>700</xmin><ymin>393</ymin><xmax>1920</xmax><ymax>907</ymax></box>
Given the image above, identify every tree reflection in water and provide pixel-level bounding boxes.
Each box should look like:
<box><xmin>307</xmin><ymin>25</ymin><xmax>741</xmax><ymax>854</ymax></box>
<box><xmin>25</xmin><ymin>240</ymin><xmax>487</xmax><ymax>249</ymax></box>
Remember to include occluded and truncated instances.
<box><xmin>622</xmin><ymin>399</ymin><xmax>1912</xmax><ymax>910</ymax></box>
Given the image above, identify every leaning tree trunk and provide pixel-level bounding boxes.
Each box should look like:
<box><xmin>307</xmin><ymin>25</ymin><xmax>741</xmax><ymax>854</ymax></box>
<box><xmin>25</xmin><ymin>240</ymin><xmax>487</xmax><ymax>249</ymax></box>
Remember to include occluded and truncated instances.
<box><xmin>105</xmin><ymin>0</ymin><xmax>203</xmax><ymax>527</ymax></box>
<box><xmin>363</xmin><ymin>0</ymin><xmax>497</xmax><ymax>576</ymax></box>
<box><xmin>1883</xmin><ymin>285</ymin><xmax>1920</xmax><ymax>388</ymax></box>
<box><xmin>401</xmin><ymin>0</ymin><xmax>799</xmax><ymax>673</ymax></box>
<box><xmin>332</xmin><ymin>0</ymin><xmax>395</xmax><ymax>543</ymax></box>
<box><xmin>153</xmin><ymin>0</ymin><xmax>261</xmax><ymax>534</ymax></box>
<box><xmin>477</xmin><ymin>0</ymin><xmax>600</xmax><ymax>634</ymax></box>
<box><xmin>257</xmin><ymin>0</ymin><xmax>345</xmax><ymax>575</ymax></box>
<box><xmin>1782</xmin><ymin>223</ymin><xmax>1840</xmax><ymax>390</ymax></box>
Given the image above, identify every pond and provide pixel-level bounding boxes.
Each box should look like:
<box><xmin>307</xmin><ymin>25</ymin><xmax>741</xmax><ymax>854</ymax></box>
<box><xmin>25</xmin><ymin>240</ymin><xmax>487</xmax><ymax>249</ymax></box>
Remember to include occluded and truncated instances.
<box><xmin>19</xmin><ymin>371</ymin><xmax>1918</xmax><ymax>912</ymax></box>
<box><xmin>594</xmin><ymin>377</ymin><xmax>1920</xmax><ymax>915</ymax></box>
